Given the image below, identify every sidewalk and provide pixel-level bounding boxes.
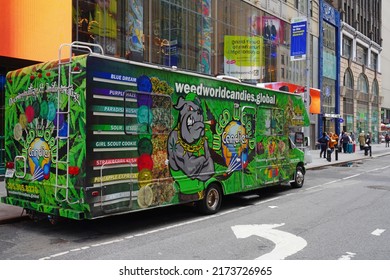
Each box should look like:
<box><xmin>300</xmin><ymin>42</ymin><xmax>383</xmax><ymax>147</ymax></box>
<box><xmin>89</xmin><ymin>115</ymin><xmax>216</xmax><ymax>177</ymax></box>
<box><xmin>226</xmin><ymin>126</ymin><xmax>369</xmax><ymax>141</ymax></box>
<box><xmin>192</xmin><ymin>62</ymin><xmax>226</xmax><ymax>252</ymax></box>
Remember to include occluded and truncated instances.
<box><xmin>305</xmin><ymin>143</ymin><xmax>390</xmax><ymax>170</ymax></box>
<box><xmin>1</xmin><ymin>143</ymin><xmax>390</xmax><ymax>224</ymax></box>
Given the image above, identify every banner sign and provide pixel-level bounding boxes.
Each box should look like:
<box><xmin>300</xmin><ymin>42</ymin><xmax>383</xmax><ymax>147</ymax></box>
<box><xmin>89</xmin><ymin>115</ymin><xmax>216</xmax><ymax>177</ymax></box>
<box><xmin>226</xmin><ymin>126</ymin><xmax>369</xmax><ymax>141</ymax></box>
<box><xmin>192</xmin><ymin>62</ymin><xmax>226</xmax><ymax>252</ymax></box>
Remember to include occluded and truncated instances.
<box><xmin>290</xmin><ymin>18</ymin><xmax>307</xmax><ymax>61</ymax></box>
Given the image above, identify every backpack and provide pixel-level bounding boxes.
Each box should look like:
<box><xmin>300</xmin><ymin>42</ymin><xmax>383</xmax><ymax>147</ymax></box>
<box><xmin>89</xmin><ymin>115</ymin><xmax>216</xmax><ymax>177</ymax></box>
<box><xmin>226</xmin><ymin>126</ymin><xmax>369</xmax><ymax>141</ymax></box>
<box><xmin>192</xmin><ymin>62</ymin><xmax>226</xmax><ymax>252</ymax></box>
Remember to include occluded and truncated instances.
<box><xmin>318</xmin><ymin>136</ymin><xmax>329</xmax><ymax>144</ymax></box>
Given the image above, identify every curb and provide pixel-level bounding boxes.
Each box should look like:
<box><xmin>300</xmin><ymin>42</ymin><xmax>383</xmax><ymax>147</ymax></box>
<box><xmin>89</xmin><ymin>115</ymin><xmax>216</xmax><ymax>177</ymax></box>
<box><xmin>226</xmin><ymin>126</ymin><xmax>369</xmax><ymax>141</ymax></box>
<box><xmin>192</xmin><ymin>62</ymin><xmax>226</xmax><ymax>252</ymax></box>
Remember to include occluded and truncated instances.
<box><xmin>306</xmin><ymin>151</ymin><xmax>390</xmax><ymax>170</ymax></box>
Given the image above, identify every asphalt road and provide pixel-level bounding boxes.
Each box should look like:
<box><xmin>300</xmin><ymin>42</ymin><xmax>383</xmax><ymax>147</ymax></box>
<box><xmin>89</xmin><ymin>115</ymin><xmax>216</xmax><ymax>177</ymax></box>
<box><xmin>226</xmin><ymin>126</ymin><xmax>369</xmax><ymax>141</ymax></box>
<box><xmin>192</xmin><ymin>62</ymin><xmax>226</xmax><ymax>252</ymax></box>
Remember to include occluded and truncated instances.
<box><xmin>1</xmin><ymin>155</ymin><xmax>389</xmax><ymax>260</ymax></box>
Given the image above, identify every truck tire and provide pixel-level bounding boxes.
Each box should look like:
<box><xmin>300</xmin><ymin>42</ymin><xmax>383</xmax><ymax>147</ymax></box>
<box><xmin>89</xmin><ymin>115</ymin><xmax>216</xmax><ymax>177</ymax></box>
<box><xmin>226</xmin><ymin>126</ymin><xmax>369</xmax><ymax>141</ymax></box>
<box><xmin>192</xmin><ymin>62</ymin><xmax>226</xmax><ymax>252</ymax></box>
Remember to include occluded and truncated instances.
<box><xmin>197</xmin><ymin>184</ymin><xmax>222</xmax><ymax>214</ymax></box>
<box><xmin>291</xmin><ymin>166</ymin><xmax>304</xmax><ymax>188</ymax></box>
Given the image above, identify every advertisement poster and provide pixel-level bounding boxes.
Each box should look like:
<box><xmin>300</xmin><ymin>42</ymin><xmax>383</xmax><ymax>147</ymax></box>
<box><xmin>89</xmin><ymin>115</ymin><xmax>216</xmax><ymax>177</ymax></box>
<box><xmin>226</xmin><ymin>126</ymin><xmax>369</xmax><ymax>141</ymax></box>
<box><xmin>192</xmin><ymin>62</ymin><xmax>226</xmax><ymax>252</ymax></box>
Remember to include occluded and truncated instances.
<box><xmin>224</xmin><ymin>36</ymin><xmax>264</xmax><ymax>80</ymax></box>
<box><xmin>262</xmin><ymin>16</ymin><xmax>283</xmax><ymax>43</ymax></box>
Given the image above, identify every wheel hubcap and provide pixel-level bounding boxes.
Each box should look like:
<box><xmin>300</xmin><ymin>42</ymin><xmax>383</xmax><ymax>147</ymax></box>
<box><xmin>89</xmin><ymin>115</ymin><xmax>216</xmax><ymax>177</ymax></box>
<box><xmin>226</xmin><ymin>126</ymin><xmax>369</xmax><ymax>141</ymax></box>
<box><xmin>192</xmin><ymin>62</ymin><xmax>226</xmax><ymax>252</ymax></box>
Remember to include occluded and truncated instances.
<box><xmin>296</xmin><ymin>170</ymin><xmax>304</xmax><ymax>185</ymax></box>
<box><xmin>207</xmin><ymin>188</ymin><xmax>219</xmax><ymax>210</ymax></box>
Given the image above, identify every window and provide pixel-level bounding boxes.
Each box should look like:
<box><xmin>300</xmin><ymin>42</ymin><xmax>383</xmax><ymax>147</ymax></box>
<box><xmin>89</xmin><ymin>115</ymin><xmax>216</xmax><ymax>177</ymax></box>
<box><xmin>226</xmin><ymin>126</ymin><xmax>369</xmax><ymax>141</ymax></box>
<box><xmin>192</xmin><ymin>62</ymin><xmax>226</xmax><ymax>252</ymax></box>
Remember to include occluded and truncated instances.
<box><xmin>371</xmin><ymin>52</ymin><xmax>378</xmax><ymax>71</ymax></box>
<box><xmin>358</xmin><ymin>73</ymin><xmax>369</xmax><ymax>94</ymax></box>
<box><xmin>72</xmin><ymin>0</ymin><xmax>295</xmax><ymax>83</ymax></box>
<box><xmin>343</xmin><ymin>69</ymin><xmax>353</xmax><ymax>89</ymax></box>
<box><xmin>372</xmin><ymin>79</ymin><xmax>379</xmax><ymax>96</ymax></box>
<box><xmin>323</xmin><ymin>21</ymin><xmax>336</xmax><ymax>51</ymax></box>
<box><xmin>262</xmin><ymin>108</ymin><xmax>284</xmax><ymax>136</ymax></box>
<box><xmin>342</xmin><ymin>36</ymin><xmax>352</xmax><ymax>59</ymax></box>
<box><xmin>356</xmin><ymin>44</ymin><xmax>368</xmax><ymax>66</ymax></box>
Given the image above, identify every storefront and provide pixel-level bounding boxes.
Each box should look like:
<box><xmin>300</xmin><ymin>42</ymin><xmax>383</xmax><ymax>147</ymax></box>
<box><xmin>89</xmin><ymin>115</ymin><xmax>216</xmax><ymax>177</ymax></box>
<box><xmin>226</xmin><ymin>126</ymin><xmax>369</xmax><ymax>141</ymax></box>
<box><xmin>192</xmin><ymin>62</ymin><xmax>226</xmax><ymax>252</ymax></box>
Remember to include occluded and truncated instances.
<box><xmin>72</xmin><ymin>0</ymin><xmax>308</xmax><ymax>85</ymax></box>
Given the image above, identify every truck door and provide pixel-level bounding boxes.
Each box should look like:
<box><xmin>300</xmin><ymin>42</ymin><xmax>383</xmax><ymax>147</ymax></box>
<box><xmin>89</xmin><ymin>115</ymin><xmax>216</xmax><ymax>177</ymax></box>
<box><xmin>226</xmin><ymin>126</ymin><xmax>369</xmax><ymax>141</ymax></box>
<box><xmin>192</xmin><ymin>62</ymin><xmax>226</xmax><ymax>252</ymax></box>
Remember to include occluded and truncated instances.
<box><xmin>241</xmin><ymin>106</ymin><xmax>256</xmax><ymax>190</ymax></box>
<box><xmin>255</xmin><ymin>107</ymin><xmax>288</xmax><ymax>185</ymax></box>
<box><xmin>255</xmin><ymin>107</ymin><xmax>281</xmax><ymax>186</ymax></box>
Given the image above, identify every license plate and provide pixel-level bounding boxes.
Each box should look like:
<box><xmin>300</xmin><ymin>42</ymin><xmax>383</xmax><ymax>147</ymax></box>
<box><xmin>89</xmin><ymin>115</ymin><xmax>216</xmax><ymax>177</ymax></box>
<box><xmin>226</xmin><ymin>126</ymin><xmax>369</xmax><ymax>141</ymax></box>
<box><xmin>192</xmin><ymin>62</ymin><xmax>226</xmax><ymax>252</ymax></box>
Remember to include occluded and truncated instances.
<box><xmin>5</xmin><ymin>169</ymin><xmax>15</xmax><ymax>178</ymax></box>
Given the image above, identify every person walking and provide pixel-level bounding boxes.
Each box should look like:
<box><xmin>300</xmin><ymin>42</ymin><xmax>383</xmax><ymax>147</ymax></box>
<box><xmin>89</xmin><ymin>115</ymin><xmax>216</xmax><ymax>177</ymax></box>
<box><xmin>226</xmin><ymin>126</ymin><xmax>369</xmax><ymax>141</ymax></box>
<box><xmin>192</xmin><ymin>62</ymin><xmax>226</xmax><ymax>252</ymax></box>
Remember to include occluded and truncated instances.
<box><xmin>385</xmin><ymin>133</ymin><xmax>390</xmax><ymax>147</ymax></box>
<box><xmin>342</xmin><ymin>132</ymin><xmax>352</xmax><ymax>153</ymax></box>
<box><xmin>318</xmin><ymin>132</ymin><xmax>329</xmax><ymax>159</ymax></box>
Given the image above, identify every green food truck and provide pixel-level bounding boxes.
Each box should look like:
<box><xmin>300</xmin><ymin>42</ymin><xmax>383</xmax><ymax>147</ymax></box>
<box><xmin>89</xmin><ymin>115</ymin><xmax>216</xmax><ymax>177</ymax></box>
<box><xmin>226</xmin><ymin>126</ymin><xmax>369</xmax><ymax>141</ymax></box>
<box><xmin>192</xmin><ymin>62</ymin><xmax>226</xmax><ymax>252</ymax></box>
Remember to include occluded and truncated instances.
<box><xmin>1</xmin><ymin>42</ymin><xmax>309</xmax><ymax>221</ymax></box>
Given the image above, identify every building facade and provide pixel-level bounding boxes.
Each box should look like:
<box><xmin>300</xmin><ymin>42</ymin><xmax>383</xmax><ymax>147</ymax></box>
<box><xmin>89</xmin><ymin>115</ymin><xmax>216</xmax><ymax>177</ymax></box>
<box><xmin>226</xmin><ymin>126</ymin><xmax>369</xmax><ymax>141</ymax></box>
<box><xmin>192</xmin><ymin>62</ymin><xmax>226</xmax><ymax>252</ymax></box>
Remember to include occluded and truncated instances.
<box><xmin>334</xmin><ymin>0</ymin><xmax>383</xmax><ymax>142</ymax></box>
<box><xmin>381</xmin><ymin>1</ymin><xmax>390</xmax><ymax>130</ymax></box>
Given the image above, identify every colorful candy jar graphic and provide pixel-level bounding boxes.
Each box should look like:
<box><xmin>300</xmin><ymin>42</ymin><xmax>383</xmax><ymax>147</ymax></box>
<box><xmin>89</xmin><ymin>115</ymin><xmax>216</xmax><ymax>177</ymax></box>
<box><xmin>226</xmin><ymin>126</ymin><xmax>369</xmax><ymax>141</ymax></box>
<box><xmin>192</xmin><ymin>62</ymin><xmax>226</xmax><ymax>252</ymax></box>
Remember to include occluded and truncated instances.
<box><xmin>222</xmin><ymin>121</ymin><xmax>249</xmax><ymax>172</ymax></box>
<box><xmin>137</xmin><ymin>153</ymin><xmax>153</xmax><ymax>188</ymax></box>
<box><xmin>137</xmin><ymin>75</ymin><xmax>153</xmax><ymax>107</ymax></box>
<box><xmin>28</xmin><ymin>138</ymin><xmax>51</xmax><ymax>181</ymax></box>
<box><xmin>137</xmin><ymin>105</ymin><xmax>153</xmax><ymax>134</ymax></box>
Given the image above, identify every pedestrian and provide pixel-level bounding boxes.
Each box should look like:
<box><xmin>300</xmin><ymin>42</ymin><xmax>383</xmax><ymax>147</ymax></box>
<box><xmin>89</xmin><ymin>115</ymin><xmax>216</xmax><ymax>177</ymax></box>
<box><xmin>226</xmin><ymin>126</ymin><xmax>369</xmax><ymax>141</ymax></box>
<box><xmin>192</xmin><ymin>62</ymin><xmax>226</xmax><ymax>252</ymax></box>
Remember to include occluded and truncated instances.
<box><xmin>350</xmin><ymin>131</ymin><xmax>355</xmax><ymax>142</ymax></box>
<box><xmin>342</xmin><ymin>132</ymin><xmax>352</xmax><ymax>153</ymax></box>
<box><xmin>385</xmin><ymin>133</ymin><xmax>390</xmax><ymax>147</ymax></box>
<box><xmin>317</xmin><ymin>132</ymin><xmax>329</xmax><ymax>159</ymax></box>
<box><xmin>365</xmin><ymin>133</ymin><xmax>371</xmax><ymax>146</ymax></box>
<box><xmin>358</xmin><ymin>131</ymin><xmax>365</xmax><ymax>150</ymax></box>
<box><xmin>328</xmin><ymin>132</ymin><xmax>338</xmax><ymax>152</ymax></box>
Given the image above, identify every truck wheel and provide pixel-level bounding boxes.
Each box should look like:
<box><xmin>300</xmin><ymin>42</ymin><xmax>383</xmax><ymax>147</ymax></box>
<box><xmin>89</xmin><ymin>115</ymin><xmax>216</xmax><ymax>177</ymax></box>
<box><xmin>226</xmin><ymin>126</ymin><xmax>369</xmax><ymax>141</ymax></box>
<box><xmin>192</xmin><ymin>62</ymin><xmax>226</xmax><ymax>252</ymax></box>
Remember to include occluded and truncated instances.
<box><xmin>197</xmin><ymin>184</ymin><xmax>222</xmax><ymax>214</ymax></box>
<box><xmin>291</xmin><ymin>166</ymin><xmax>304</xmax><ymax>188</ymax></box>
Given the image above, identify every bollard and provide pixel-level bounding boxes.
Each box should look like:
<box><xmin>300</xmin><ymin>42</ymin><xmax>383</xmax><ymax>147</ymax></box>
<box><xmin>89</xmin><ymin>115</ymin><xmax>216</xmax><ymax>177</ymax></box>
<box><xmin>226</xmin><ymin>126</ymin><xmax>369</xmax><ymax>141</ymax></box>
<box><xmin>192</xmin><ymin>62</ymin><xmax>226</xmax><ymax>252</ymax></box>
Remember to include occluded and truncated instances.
<box><xmin>364</xmin><ymin>145</ymin><xmax>369</xmax><ymax>156</ymax></box>
<box><xmin>335</xmin><ymin>147</ymin><xmax>338</xmax><ymax>161</ymax></box>
<box><xmin>326</xmin><ymin>148</ymin><xmax>331</xmax><ymax>162</ymax></box>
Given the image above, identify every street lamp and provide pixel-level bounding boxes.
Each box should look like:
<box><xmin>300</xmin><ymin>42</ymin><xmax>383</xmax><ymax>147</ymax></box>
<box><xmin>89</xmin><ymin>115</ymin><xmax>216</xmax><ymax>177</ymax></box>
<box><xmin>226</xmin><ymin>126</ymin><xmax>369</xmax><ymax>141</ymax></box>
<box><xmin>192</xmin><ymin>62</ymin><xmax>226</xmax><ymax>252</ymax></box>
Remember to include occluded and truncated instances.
<box><xmin>304</xmin><ymin>0</ymin><xmax>311</xmax><ymax>147</ymax></box>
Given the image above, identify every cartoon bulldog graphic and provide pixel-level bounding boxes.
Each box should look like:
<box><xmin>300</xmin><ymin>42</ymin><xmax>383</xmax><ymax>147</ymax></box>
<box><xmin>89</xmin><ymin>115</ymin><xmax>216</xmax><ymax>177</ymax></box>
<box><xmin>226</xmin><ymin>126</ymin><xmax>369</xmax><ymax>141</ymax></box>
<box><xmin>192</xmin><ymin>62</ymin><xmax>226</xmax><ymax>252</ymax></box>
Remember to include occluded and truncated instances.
<box><xmin>168</xmin><ymin>93</ymin><xmax>214</xmax><ymax>196</ymax></box>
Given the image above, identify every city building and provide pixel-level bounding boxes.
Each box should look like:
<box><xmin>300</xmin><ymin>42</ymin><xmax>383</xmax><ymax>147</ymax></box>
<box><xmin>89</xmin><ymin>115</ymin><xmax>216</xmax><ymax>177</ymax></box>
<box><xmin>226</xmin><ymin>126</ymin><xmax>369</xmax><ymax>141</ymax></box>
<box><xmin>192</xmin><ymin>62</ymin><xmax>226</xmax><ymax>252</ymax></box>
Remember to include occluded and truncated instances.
<box><xmin>381</xmin><ymin>1</ymin><xmax>390</xmax><ymax>133</ymax></box>
<box><xmin>332</xmin><ymin>0</ymin><xmax>383</xmax><ymax>143</ymax></box>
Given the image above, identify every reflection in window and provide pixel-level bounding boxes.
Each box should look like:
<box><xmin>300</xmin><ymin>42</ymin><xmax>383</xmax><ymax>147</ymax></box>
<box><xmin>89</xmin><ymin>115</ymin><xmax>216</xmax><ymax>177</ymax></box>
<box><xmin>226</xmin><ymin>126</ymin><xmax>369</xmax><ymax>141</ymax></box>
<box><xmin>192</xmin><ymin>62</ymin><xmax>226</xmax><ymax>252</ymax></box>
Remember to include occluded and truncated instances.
<box><xmin>72</xmin><ymin>0</ymin><xmax>297</xmax><ymax>84</ymax></box>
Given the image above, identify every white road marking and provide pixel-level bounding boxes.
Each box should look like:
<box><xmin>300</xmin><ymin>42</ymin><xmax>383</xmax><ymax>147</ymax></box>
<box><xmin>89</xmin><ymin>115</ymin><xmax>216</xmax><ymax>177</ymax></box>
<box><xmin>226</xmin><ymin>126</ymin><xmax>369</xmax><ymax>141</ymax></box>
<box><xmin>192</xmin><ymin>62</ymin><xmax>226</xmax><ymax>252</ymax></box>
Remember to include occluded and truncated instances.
<box><xmin>339</xmin><ymin>252</ymin><xmax>356</xmax><ymax>260</ymax></box>
<box><xmin>268</xmin><ymin>206</ymin><xmax>278</xmax><ymax>209</ymax></box>
<box><xmin>231</xmin><ymin>223</ymin><xmax>307</xmax><ymax>260</ymax></box>
<box><xmin>371</xmin><ymin>229</ymin><xmax>386</xmax><ymax>236</ymax></box>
